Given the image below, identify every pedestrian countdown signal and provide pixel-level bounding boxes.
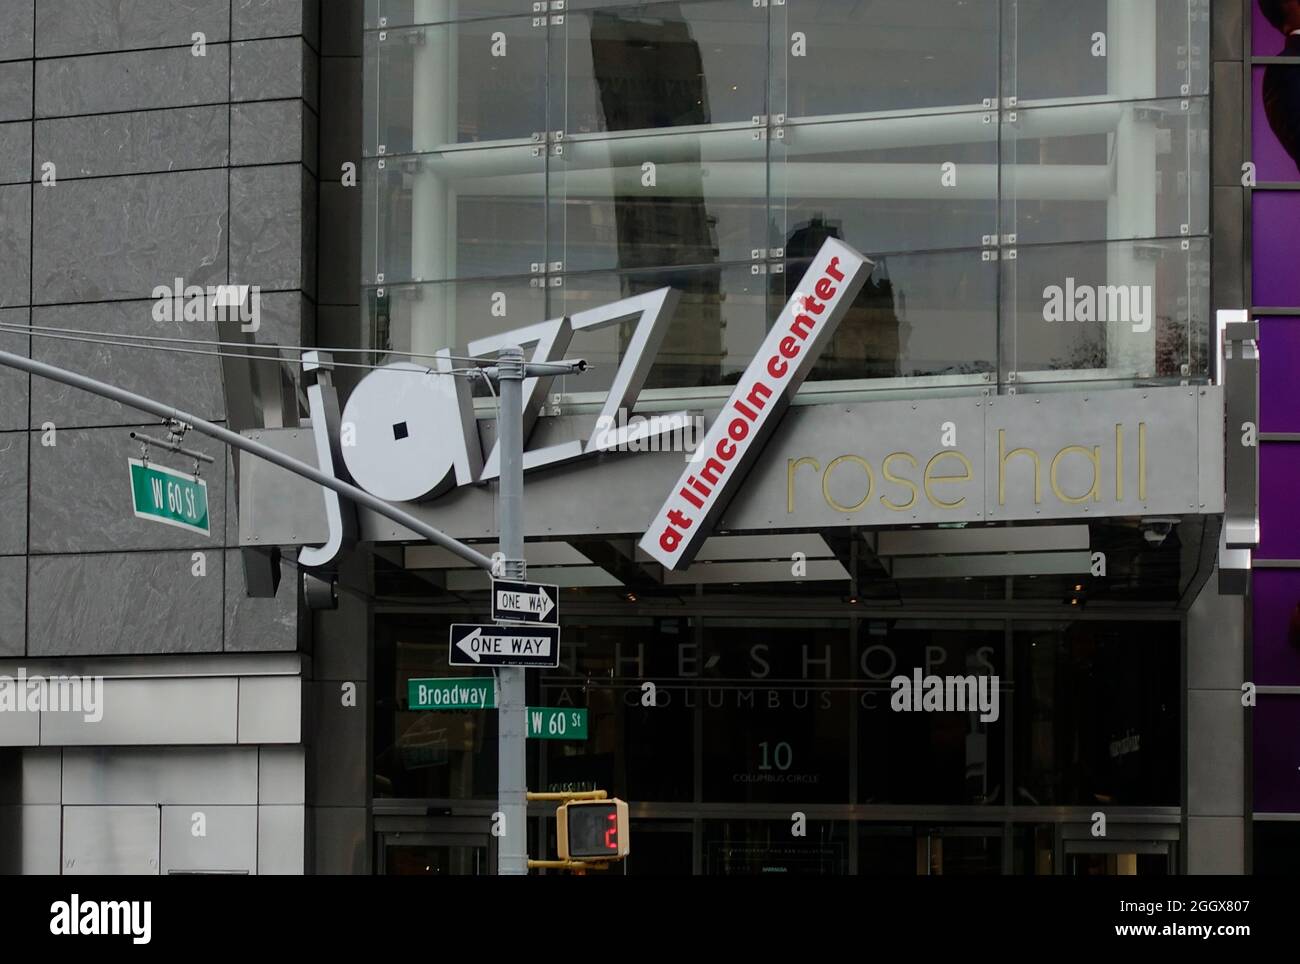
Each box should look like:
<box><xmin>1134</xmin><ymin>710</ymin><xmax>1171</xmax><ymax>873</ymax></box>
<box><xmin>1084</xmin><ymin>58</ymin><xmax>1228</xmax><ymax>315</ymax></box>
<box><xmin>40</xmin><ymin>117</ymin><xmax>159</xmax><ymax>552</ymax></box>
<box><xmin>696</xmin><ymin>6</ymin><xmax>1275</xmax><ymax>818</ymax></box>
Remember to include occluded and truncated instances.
<box><xmin>557</xmin><ymin>799</ymin><xmax>630</xmax><ymax>861</ymax></box>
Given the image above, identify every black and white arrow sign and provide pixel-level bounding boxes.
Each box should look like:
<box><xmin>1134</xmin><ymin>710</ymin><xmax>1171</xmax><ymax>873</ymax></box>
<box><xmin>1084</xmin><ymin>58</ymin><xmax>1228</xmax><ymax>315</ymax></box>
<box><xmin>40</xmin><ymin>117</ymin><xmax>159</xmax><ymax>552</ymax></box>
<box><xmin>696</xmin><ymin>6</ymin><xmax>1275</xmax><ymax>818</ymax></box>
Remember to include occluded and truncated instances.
<box><xmin>449</xmin><ymin>624</ymin><xmax>561</xmax><ymax>668</ymax></box>
<box><xmin>491</xmin><ymin>579</ymin><xmax>559</xmax><ymax>624</ymax></box>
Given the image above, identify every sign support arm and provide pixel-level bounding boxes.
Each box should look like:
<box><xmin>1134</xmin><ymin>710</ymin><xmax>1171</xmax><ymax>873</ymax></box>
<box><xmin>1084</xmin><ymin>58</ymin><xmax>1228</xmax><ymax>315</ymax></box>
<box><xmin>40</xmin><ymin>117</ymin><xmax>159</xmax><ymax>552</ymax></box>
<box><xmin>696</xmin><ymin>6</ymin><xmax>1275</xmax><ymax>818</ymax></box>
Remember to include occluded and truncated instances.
<box><xmin>0</xmin><ymin>348</ymin><xmax>495</xmax><ymax>572</ymax></box>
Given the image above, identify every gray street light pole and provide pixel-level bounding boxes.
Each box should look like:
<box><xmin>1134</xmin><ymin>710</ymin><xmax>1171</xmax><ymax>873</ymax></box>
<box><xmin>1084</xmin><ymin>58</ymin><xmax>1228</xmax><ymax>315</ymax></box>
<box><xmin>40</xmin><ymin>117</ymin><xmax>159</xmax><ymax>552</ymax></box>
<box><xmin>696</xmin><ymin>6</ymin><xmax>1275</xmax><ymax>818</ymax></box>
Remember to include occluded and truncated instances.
<box><xmin>495</xmin><ymin>346</ymin><xmax>528</xmax><ymax>876</ymax></box>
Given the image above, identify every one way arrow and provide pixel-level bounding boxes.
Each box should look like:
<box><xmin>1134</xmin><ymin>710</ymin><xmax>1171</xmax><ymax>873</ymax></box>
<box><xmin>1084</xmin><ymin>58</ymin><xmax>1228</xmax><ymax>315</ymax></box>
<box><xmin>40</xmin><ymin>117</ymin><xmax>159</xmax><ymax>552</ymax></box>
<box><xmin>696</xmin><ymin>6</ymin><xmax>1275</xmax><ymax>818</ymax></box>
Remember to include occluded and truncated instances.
<box><xmin>456</xmin><ymin>628</ymin><xmax>484</xmax><ymax>663</ymax></box>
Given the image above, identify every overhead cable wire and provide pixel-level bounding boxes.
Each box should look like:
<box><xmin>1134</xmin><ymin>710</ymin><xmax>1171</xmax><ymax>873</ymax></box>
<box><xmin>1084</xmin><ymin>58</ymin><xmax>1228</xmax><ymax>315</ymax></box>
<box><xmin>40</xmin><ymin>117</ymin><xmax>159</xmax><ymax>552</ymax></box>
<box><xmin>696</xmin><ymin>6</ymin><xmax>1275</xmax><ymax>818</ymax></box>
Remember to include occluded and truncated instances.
<box><xmin>0</xmin><ymin>322</ymin><xmax>487</xmax><ymax>377</ymax></box>
<box><xmin>6</xmin><ymin>319</ymin><xmax>502</xmax><ymax>366</ymax></box>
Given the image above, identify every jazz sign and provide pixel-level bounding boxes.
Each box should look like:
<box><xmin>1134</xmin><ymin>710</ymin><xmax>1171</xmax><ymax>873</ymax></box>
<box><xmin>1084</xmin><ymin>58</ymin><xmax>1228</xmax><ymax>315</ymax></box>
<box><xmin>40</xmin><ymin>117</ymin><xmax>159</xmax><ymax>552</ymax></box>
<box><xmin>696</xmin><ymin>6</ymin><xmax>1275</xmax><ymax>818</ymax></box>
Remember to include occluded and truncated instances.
<box><xmin>287</xmin><ymin>239</ymin><xmax>871</xmax><ymax>572</ymax></box>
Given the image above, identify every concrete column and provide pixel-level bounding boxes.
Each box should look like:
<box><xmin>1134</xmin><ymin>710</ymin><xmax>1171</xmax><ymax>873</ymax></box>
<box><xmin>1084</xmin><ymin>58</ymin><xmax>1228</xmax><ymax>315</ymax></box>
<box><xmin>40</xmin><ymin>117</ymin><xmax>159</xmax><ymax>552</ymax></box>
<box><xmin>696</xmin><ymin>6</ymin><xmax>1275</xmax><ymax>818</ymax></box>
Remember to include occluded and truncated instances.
<box><xmin>1185</xmin><ymin>571</ymin><xmax>1247</xmax><ymax>873</ymax></box>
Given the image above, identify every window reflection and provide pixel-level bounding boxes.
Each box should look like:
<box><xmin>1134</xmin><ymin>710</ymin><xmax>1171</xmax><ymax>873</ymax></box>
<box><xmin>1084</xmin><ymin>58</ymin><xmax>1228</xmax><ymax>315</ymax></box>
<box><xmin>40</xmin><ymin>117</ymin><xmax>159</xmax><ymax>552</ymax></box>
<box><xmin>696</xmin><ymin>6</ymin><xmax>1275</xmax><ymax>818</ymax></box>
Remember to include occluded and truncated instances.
<box><xmin>1005</xmin><ymin>0</ymin><xmax>1208</xmax><ymax>105</ymax></box>
<box><xmin>553</xmin><ymin>1</ymin><xmax>767</xmax><ymax>135</ymax></box>
<box><xmin>857</xmin><ymin>625</ymin><xmax>1005</xmax><ymax>806</ymax></box>
<box><xmin>775</xmin><ymin>0</ymin><xmax>998</xmax><ymax>118</ymax></box>
<box><xmin>1013</xmin><ymin>621</ymin><xmax>1179</xmax><ymax>806</ymax></box>
<box><xmin>1005</xmin><ymin>237</ymin><xmax>1209</xmax><ymax>381</ymax></box>
<box><xmin>360</xmin><ymin>0</ymin><xmax>1213</xmax><ymax>393</ymax></box>
<box><xmin>365</xmin><ymin>19</ymin><xmax>546</xmax><ymax>155</ymax></box>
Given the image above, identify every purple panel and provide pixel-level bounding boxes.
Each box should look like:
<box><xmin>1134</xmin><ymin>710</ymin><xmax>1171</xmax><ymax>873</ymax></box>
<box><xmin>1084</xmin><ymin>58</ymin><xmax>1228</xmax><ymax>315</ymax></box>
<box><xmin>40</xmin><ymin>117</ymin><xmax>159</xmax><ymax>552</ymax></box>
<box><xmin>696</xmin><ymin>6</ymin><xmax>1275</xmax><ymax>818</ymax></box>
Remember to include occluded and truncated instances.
<box><xmin>1261</xmin><ymin>317</ymin><xmax>1300</xmax><ymax>432</ymax></box>
<box><xmin>1252</xmin><ymin>67</ymin><xmax>1300</xmax><ymax>183</ymax></box>
<box><xmin>1254</xmin><ymin>695</ymin><xmax>1300</xmax><ymax>813</ymax></box>
<box><xmin>1253</xmin><ymin>569</ymin><xmax>1300</xmax><ymax>684</ymax></box>
<box><xmin>1253</xmin><ymin>3</ymin><xmax>1295</xmax><ymax>56</ymax></box>
<box><xmin>1258</xmin><ymin>443</ymin><xmax>1300</xmax><ymax>559</ymax></box>
<box><xmin>1252</xmin><ymin>192</ymin><xmax>1300</xmax><ymax>306</ymax></box>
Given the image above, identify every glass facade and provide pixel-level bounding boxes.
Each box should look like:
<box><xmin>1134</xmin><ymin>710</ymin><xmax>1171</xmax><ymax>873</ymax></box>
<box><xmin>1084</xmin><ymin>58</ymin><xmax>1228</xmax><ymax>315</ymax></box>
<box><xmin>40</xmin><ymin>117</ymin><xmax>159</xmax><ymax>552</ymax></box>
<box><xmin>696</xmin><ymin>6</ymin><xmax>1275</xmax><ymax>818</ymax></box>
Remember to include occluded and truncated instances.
<box><xmin>374</xmin><ymin>608</ymin><xmax>1181</xmax><ymax>874</ymax></box>
<box><xmin>359</xmin><ymin>0</ymin><xmax>1214</xmax><ymax>876</ymax></box>
<box><xmin>363</xmin><ymin>0</ymin><xmax>1211</xmax><ymax>399</ymax></box>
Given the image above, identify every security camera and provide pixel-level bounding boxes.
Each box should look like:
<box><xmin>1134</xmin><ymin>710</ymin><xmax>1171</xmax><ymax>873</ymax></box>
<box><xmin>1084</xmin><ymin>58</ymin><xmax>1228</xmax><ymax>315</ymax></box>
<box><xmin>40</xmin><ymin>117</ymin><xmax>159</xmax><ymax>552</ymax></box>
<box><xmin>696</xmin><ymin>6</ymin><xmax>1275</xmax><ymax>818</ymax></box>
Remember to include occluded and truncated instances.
<box><xmin>1141</xmin><ymin>517</ymin><xmax>1179</xmax><ymax>547</ymax></box>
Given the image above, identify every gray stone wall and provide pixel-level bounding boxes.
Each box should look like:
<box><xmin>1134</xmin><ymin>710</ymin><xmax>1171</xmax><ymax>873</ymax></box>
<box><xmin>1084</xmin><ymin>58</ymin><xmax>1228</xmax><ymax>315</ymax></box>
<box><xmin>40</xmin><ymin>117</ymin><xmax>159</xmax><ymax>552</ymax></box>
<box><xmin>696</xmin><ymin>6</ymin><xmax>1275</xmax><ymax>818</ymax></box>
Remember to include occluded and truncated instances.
<box><xmin>0</xmin><ymin>0</ymin><xmax>323</xmax><ymax>659</ymax></box>
<box><xmin>0</xmin><ymin>0</ymin><xmax>364</xmax><ymax>876</ymax></box>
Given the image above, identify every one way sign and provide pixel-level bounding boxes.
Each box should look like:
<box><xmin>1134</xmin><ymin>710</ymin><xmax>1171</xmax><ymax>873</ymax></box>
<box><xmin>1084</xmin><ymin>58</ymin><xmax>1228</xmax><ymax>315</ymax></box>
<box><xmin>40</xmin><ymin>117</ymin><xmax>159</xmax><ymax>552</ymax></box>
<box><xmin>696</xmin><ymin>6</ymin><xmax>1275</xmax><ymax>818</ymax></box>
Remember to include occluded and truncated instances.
<box><xmin>449</xmin><ymin>624</ymin><xmax>561</xmax><ymax>668</ymax></box>
<box><xmin>491</xmin><ymin>579</ymin><xmax>559</xmax><ymax>624</ymax></box>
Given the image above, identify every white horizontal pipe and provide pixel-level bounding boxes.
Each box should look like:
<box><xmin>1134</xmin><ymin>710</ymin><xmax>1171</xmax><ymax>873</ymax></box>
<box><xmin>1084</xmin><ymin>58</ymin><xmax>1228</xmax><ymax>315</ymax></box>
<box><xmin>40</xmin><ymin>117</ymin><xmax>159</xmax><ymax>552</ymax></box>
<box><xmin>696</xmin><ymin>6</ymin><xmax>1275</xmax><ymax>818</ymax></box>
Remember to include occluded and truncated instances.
<box><xmin>394</xmin><ymin>102</ymin><xmax>1131</xmax><ymax>180</ymax></box>
<box><xmin>424</xmin><ymin>162</ymin><xmax>1113</xmax><ymax>202</ymax></box>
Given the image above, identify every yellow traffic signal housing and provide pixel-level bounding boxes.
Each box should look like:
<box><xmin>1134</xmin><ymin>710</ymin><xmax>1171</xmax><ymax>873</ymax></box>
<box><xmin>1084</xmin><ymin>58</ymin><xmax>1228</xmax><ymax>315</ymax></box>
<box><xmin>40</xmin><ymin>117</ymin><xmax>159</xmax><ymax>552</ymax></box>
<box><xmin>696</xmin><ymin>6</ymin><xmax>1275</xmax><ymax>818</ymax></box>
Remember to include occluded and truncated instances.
<box><xmin>557</xmin><ymin>798</ymin><xmax>630</xmax><ymax>861</ymax></box>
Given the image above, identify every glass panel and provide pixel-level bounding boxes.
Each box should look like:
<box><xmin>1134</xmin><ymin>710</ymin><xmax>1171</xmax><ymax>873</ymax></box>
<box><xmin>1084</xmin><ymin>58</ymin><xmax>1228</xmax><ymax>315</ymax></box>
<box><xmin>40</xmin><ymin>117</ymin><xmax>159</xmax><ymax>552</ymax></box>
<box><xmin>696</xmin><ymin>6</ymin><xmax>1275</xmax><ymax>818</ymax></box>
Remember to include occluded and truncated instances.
<box><xmin>773</xmin><ymin>115</ymin><xmax>997</xmax><ymax>257</ymax></box>
<box><xmin>857</xmin><ymin>625</ymin><xmax>1005</xmax><ymax>805</ymax></box>
<box><xmin>363</xmin><ymin>147</ymin><xmax>547</xmax><ymax>285</ymax></box>
<box><xmin>366</xmin><ymin>276</ymin><xmax>547</xmax><ymax>363</ymax></box>
<box><xmin>1252</xmin><ymin>569</ymin><xmax>1300</xmax><ymax>687</ymax></box>
<box><xmin>384</xmin><ymin>843</ymin><xmax>488</xmax><ymax>875</ymax></box>
<box><xmin>366</xmin><ymin>0</ymin><xmax>532</xmax><ymax>28</ymax></box>
<box><xmin>1253</xmin><ymin>63</ymin><xmax>1300</xmax><ymax>183</ymax></box>
<box><xmin>1260</xmin><ymin>318</ymin><xmax>1300</xmax><ymax>433</ymax></box>
<box><xmin>550</xmin><ymin>262</ymin><xmax>765</xmax><ymax>393</ymax></box>
<box><xmin>375</xmin><ymin>622</ymin><xmax>499</xmax><ymax>799</ymax></box>
<box><xmin>1010</xmin><ymin>824</ymin><xmax>1059</xmax><ymax>874</ymax></box>
<box><xmin>548</xmin><ymin>128</ymin><xmax>767</xmax><ymax>274</ymax></box>
<box><xmin>699</xmin><ymin>622</ymin><xmax>851</xmax><ymax>804</ymax></box>
<box><xmin>1252</xmin><ymin>192</ymin><xmax>1300</xmax><ymax>307</ymax></box>
<box><xmin>773</xmin><ymin>0</ymin><xmax>998</xmax><ymax>119</ymax></box>
<box><xmin>625</xmin><ymin>823</ymin><xmax>694</xmax><ymax>875</ymax></box>
<box><xmin>703</xmin><ymin>820</ymin><xmax>848</xmax><ymax>874</ymax></box>
<box><xmin>1064</xmin><ymin>849</ymin><xmax>1169</xmax><ymax>875</ymax></box>
<box><xmin>1253</xmin><ymin>821</ymin><xmax>1300</xmax><ymax>876</ymax></box>
<box><xmin>364</xmin><ymin>18</ymin><xmax>546</xmax><ymax>157</ymax></box>
<box><xmin>538</xmin><ymin>619</ymin><xmax>694</xmax><ymax>803</ymax></box>
<box><xmin>918</xmin><ymin>829</ymin><xmax>1004</xmax><ymax>874</ymax></box>
<box><xmin>1004</xmin><ymin>0</ymin><xmax>1209</xmax><ymax>106</ymax></box>
<box><xmin>1013</xmin><ymin>621</ymin><xmax>1180</xmax><ymax>806</ymax></box>
<box><xmin>1005</xmin><ymin>237</ymin><xmax>1209</xmax><ymax>383</ymax></box>
<box><xmin>857</xmin><ymin>827</ymin><xmax>917</xmax><ymax>875</ymax></box>
<box><xmin>364</xmin><ymin>0</ymin><xmax>702</xmax><ymax>28</ymax></box>
<box><xmin>1002</xmin><ymin>98</ymin><xmax>1208</xmax><ymax>247</ymax></box>
<box><xmin>551</xmin><ymin>0</ymin><xmax>767</xmax><ymax>136</ymax></box>
<box><xmin>776</xmin><ymin>248</ymin><xmax>998</xmax><ymax>381</ymax></box>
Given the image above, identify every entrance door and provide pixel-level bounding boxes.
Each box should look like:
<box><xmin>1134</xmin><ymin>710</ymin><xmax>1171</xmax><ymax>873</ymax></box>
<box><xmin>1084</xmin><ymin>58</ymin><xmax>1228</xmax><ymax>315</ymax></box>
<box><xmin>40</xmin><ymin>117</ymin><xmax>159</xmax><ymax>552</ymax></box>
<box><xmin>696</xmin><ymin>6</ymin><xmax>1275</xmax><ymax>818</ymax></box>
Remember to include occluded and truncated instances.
<box><xmin>1062</xmin><ymin>839</ymin><xmax>1174</xmax><ymax>875</ymax></box>
<box><xmin>376</xmin><ymin>816</ymin><xmax>495</xmax><ymax>875</ymax></box>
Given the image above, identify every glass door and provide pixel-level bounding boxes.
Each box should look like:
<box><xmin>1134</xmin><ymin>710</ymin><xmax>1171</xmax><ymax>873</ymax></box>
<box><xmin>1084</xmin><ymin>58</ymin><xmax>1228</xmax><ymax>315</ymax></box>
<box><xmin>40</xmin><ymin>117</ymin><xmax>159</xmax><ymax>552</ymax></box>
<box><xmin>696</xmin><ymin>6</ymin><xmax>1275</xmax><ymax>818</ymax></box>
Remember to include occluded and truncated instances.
<box><xmin>377</xmin><ymin>823</ymin><xmax>495</xmax><ymax>875</ymax></box>
<box><xmin>1062</xmin><ymin>839</ymin><xmax>1174</xmax><ymax>876</ymax></box>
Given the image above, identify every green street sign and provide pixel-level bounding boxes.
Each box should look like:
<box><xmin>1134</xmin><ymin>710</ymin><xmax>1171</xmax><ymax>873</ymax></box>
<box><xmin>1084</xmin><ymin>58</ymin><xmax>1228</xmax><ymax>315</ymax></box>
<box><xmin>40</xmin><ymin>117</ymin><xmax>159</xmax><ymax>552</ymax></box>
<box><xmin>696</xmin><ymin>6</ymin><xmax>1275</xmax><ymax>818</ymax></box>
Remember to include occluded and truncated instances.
<box><xmin>527</xmin><ymin>707</ymin><xmax>588</xmax><ymax>740</ymax></box>
<box><xmin>408</xmin><ymin>677</ymin><xmax>497</xmax><ymax>710</ymax></box>
<box><xmin>128</xmin><ymin>459</ymin><xmax>210</xmax><ymax>536</ymax></box>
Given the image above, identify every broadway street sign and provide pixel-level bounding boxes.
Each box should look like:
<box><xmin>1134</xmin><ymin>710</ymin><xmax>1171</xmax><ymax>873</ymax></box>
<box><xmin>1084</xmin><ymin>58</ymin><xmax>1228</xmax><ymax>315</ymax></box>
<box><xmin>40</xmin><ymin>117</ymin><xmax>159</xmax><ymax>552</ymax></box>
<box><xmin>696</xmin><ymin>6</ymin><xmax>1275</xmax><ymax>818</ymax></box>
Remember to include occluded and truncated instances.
<box><xmin>449</xmin><ymin>624</ymin><xmax>561</xmax><ymax>668</ymax></box>
<box><xmin>128</xmin><ymin>458</ymin><xmax>210</xmax><ymax>537</ymax></box>
<box><xmin>408</xmin><ymin>677</ymin><xmax>497</xmax><ymax>710</ymax></box>
<box><xmin>491</xmin><ymin>579</ymin><xmax>559</xmax><ymax>624</ymax></box>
